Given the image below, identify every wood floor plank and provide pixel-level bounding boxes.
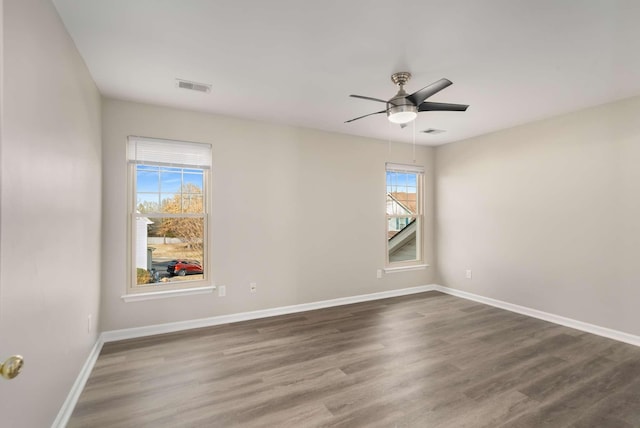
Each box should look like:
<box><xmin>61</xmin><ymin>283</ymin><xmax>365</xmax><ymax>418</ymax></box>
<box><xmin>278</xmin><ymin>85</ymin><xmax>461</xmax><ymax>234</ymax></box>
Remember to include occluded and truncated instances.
<box><xmin>501</xmin><ymin>359</ymin><xmax>640</xmax><ymax>427</ymax></box>
<box><xmin>569</xmin><ymin>376</ymin><xmax>640</xmax><ymax>427</ymax></box>
<box><xmin>68</xmin><ymin>291</ymin><xmax>640</xmax><ymax>427</ymax></box>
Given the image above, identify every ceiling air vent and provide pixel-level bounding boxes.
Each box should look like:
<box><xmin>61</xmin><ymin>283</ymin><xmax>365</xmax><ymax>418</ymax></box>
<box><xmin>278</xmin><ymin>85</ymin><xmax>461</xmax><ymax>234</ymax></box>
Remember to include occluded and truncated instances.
<box><xmin>176</xmin><ymin>78</ymin><xmax>211</xmax><ymax>93</ymax></box>
<box><xmin>421</xmin><ymin>128</ymin><xmax>446</xmax><ymax>135</ymax></box>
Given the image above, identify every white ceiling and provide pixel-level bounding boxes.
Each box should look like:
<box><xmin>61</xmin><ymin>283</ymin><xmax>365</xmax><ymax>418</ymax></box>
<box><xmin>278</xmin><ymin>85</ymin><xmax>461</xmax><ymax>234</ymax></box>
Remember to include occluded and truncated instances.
<box><xmin>53</xmin><ymin>0</ymin><xmax>640</xmax><ymax>146</ymax></box>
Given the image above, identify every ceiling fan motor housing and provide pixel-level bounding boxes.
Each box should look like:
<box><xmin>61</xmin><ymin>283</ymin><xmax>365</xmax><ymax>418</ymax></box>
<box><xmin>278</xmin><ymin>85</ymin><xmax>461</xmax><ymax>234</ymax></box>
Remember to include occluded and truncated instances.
<box><xmin>387</xmin><ymin>73</ymin><xmax>418</xmax><ymax>124</ymax></box>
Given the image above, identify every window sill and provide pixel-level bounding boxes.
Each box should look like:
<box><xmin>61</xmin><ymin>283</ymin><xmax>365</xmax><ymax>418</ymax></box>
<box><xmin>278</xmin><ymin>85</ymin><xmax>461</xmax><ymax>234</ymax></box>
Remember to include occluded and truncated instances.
<box><xmin>384</xmin><ymin>264</ymin><xmax>429</xmax><ymax>274</ymax></box>
<box><xmin>121</xmin><ymin>286</ymin><xmax>216</xmax><ymax>303</ymax></box>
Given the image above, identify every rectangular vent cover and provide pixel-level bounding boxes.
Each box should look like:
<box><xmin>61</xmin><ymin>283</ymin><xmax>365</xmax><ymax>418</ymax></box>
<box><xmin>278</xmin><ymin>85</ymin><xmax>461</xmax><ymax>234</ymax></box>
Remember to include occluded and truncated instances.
<box><xmin>176</xmin><ymin>78</ymin><xmax>211</xmax><ymax>93</ymax></box>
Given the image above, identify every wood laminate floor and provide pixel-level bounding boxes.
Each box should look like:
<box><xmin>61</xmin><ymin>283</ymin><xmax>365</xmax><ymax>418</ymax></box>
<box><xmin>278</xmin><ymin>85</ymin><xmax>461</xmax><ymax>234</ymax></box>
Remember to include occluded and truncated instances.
<box><xmin>69</xmin><ymin>292</ymin><xmax>640</xmax><ymax>427</ymax></box>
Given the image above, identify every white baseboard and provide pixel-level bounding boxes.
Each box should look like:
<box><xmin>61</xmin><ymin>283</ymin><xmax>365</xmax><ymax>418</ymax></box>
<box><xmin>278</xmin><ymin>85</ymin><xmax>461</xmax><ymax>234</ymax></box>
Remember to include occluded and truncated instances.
<box><xmin>58</xmin><ymin>282</ymin><xmax>640</xmax><ymax>426</ymax></box>
<box><xmin>102</xmin><ymin>285</ymin><xmax>436</xmax><ymax>342</ymax></box>
<box><xmin>51</xmin><ymin>336</ymin><xmax>105</xmax><ymax>428</ymax></box>
<box><xmin>432</xmin><ymin>284</ymin><xmax>640</xmax><ymax>347</ymax></box>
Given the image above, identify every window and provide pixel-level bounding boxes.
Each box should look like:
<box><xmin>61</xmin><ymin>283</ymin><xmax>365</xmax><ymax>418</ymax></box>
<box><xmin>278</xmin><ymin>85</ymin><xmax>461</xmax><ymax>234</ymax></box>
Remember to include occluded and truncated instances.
<box><xmin>386</xmin><ymin>163</ymin><xmax>424</xmax><ymax>267</ymax></box>
<box><xmin>127</xmin><ymin>136</ymin><xmax>211</xmax><ymax>292</ymax></box>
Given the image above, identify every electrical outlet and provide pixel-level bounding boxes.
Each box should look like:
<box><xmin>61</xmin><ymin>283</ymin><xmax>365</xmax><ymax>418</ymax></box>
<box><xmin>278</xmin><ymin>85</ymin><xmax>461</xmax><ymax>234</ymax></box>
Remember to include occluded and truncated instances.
<box><xmin>87</xmin><ymin>314</ymin><xmax>92</xmax><ymax>333</ymax></box>
<box><xmin>465</xmin><ymin>269</ymin><xmax>472</xmax><ymax>279</ymax></box>
<box><xmin>250</xmin><ymin>282</ymin><xmax>257</xmax><ymax>293</ymax></box>
<box><xmin>376</xmin><ymin>269</ymin><xmax>382</xmax><ymax>279</ymax></box>
<box><xmin>218</xmin><ymin>285</ymin><xmax>226</xmax><ymax>297</ymax></box>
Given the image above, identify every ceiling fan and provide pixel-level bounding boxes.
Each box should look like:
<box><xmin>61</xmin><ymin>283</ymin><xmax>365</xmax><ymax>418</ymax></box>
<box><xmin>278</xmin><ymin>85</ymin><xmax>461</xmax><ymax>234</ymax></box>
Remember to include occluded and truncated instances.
<box><xmin>345</xmin><ymin>72</ymin><xmax>469</xmax><ymax>127</ymax></box>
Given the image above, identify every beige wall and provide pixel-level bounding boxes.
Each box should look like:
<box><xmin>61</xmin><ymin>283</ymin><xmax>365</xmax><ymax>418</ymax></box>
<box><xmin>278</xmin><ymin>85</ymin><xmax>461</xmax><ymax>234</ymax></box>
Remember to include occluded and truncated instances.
<box><xmin>0</xmin><ymin>0</ymin><xmax>102</xmax><ymax>426</ymax></box>
<box><xmin>101</xmin><ymin>99</ymin><xmax>435</xmax><ymax>331</ymax></box>
<box><xmin>436</xmin><ymin>96</ymin><xmax>640</xmax><ymax>336</ymax></box>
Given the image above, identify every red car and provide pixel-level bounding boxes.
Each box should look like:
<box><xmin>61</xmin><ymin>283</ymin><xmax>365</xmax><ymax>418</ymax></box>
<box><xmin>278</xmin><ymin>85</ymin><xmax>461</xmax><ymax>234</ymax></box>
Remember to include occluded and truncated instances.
<box><xmin>167</xmin><ymin>260</ymin><xmax>203</xmax><ymax>276</ymax></box>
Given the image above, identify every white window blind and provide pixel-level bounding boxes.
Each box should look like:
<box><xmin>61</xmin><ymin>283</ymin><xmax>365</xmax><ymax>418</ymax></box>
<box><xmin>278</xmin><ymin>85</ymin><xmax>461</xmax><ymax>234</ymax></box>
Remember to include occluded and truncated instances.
<box><xmin>385</xmin><ymin>162</ymin><xmax>425</xmax><ymax>173</ymax></box>
<box><xmin>127</xmin><ymin>136</ymin><xmax>212</xmax><ymax>168</ymax></box>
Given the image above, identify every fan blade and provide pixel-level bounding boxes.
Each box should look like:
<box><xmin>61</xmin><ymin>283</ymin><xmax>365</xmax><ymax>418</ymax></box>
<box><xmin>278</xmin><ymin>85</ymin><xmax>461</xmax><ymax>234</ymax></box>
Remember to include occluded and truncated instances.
<box><xmin>349</xmin><ymin>95</ymin><xmax>389</xmax><ymax>104</ymax></box>
<box><xmin>345</xmin><ymin>110</ymin><xmax>386</xmax><ymax>123</ymax></box>
<box><xmin>418</xmin><ymin>102</ymin><xmax>469</xmax><ymax>112</ymax></box>
<box><xmin>407</xmin><ymin>78</ymin><xmax>452</xmax><ymax>106</ymax></box>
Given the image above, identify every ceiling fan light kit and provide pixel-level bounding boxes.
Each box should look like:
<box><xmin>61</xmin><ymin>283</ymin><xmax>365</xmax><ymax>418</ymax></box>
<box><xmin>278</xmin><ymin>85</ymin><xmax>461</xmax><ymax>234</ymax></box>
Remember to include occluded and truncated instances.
<box><xmin>346</xmin><ymin>71</ymin><xmax>469</xmax><ymax>127</ymax></box>
<box><xmin>387</xmin><ymin>105</ymin><xmax>418</xmax><ymax>124</ymax></box>
<box><xmin>387</xmin><ymin>106</ymin><xmax>418</xmax><ymax>125</ymax></box>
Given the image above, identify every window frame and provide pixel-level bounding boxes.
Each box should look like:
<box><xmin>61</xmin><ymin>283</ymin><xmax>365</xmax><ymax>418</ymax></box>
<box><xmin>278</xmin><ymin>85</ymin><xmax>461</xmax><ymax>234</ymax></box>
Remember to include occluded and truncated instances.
<box><xmin>126</xmin><ymin>136</ymin><xmax>212</xmax><ymax>294</ymax></box>
<box><xmin>385</xmin><ymin>163</ymin><xmax>424</xmax><ymax>269</ymax></box>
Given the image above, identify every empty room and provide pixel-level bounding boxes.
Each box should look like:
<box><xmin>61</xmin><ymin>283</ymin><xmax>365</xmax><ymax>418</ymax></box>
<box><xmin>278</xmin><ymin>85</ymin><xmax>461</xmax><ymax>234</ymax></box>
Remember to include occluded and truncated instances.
<box><xmin>1</xmin><ymin>0</ymin><xmax>640</xmax><ymax>427</ymax></box>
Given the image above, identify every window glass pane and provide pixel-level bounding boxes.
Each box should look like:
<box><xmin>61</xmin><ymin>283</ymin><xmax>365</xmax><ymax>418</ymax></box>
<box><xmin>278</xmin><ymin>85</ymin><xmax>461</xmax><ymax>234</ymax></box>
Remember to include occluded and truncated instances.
<box><xmin>136</xmin><ymin>165</ymin><xmax>205</xmax><ymax>215</ymax></box>
<box><xmin>136</xmin><ymin>167</ymin><xmax>159</xmax><ymax>193</ymax></box>
<box><xmin>160</xmin><ymin>171</ymin><xmax>182</xmax><ymax>193</ymax></box>
<box><xmin>182</xmin><ymin>194</ymin><xmax>204</xmax><ymax>213</ymax></box>
<box><xmin>135</xmin><ymin>217</ymin><xmax>205</xmax><ymax>285</ymax></box>
<box><xmin>160</xmin><ymin>193</ymin><xmax>181</xmax><ymax>213</ymax></box>
<box><xmin>387</xmin><ymin>216</ymin><xmax>417</xmax><ymax>263</ymax></box>
<box><xmin>386</xmin><ymin>171</ymin><xmax>418</xmax><ymax>215</ymax></box>
<box><xmin>183</xmin><ymin>170</ymin><xmax>204</xmax><ymax>190</ymax></box>
<box><xmin>387</xmin><ymin>194</ymin><xmax>407</xmax><ymax>215</ymax></box>
<box><xmin>136</xmin><ymin>193</ymin><xmax>160</xmax><ymax>213</ymax></box>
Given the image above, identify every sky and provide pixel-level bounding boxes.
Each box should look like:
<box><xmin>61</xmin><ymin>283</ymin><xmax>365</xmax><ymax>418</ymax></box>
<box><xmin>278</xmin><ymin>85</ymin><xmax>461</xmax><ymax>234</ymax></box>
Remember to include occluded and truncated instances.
<box><xmin>136</xmin><ymin>165</ymin><xmax>204</xmax><ymax>209</ymax></box>
<box><xmin>386</xmin><ymin>171</ymin><xmax>417</xmax><ymax>194</ymax></box>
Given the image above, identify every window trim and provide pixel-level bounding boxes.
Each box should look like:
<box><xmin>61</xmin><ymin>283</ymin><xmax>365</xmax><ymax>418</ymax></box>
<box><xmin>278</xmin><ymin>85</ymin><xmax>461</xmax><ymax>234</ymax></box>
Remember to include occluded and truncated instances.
<box><xmin>383</xmin><ymin>264</ymin><xmax>429</xmax><ymax>274</ymax></box>
<box><xmin>126</xmin><ymin>136</ymin><xmax>213</xmax><ymax>294</ymax></box>
<box><xmin>121</xmin><ymin>286</ymin><xmax>216</xmax><ymax>302</ymax></box>
<box><xmin>385</xmin><ymin>163</ymin><xmax>425</xmax><ymax>269</ymax></box>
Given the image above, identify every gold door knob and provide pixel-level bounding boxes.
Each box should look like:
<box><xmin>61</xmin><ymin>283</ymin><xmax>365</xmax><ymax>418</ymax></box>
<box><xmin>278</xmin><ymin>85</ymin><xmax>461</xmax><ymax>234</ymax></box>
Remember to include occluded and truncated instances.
<box><xmin>1</xmin><ymin>355</ymin><xmax>24</xmax><ymax>380</ymax></box>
